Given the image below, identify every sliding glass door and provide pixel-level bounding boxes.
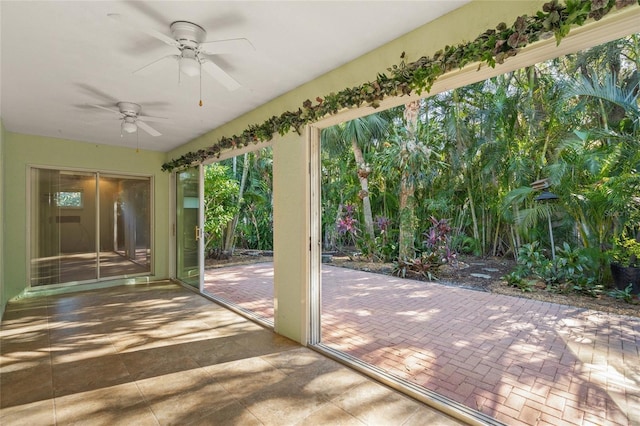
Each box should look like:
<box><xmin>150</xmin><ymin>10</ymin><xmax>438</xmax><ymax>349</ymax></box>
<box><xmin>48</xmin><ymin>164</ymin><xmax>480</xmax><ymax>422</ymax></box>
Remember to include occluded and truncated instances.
<box><xmin>29</xmin><ymin>168</ymin><xmax>151</xmax><ymax>287</ymax></box>
<box><xmin>175</xmin><ymin>166</ymin><xmax>203</xmax><ymax>290</ymax></box>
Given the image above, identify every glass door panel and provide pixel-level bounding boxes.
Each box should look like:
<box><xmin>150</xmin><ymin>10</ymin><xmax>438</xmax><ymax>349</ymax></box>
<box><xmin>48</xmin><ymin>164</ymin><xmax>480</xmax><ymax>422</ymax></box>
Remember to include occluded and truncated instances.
<box><xmin>30</xmin><ymin>169</ymin><xmax>97</xmax><ymax>285</ymax></box>
<box><xmin>176</xmin><ymin>167</ymin><xmax>202</xmax><ymax>289</ymax></box>
<box><xmin>99</xmin><ymin>175</ymin><xmax>151</xmax><ymax>278</ymax></box>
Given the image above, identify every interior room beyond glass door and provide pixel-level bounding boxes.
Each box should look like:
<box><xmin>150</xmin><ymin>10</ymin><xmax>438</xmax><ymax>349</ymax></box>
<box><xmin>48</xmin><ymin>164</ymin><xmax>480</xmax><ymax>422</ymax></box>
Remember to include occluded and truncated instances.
<box><xmin>29</xmin><ymin>168</ymin><xmax>152</xmax><ymax>286</ymax></box>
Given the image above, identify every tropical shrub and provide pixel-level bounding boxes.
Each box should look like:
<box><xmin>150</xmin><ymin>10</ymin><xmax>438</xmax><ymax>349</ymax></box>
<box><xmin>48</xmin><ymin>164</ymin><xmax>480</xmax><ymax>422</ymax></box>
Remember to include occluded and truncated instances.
<box><xmin>393</xmin><ymin>217</ymin><xmax>456</xmax><ymax>279</ymax></box>
<box><xmin>204</xmin><ymin>163</ymin><xmax>239</xmax><ymax>257</ymax></box>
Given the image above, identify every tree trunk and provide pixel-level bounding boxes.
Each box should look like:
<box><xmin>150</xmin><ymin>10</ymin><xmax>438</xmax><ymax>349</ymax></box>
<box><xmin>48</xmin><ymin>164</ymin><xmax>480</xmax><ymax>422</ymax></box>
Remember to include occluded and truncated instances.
<box><xmin>398</xmin><ymin>173</ymin><xmax>416</xmax><ymax>259</ymax></box>
<box><xmin>398</xmin><ymin>100</ymin><xmax>420</xmax><ymax>260</ymax></box>
<box><xmin>224</xmin><ymin>153</ymin><xmax>249</xmax><ymax>254</ymax></box>
<box><xmin>351</xmin><ymin>138</ymin><xmax>375</xmax><ymax>239</ymax></box>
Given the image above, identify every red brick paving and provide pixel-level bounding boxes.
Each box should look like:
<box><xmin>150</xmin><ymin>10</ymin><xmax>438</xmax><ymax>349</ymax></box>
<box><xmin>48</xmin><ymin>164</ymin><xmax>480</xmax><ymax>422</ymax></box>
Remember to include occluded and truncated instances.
<box><xmin>204</xmin><ymin>262</ymin><xmax>640</xmax><ymax>426</ymax></box>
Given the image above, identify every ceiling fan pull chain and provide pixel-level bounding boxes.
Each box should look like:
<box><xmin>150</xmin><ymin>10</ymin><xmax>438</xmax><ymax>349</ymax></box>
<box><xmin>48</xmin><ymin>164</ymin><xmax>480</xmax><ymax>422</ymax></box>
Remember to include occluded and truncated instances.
<box><xmin>136</xmin><ymin>128</ymin><xmax>140</xmax><ymax>153</ymax></box>
<box><xmin>199</xmin><ymin>62</ymin><xmax>203</xmax><ymax>107</ymax></box>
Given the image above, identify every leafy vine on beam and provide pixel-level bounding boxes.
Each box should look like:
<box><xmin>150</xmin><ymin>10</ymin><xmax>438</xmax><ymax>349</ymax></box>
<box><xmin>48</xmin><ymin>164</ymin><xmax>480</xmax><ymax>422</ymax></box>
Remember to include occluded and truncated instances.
<box><xmin>161</xmin><ymin>0</ymin><xmax>638</xmax><ymax>172</ymax></box>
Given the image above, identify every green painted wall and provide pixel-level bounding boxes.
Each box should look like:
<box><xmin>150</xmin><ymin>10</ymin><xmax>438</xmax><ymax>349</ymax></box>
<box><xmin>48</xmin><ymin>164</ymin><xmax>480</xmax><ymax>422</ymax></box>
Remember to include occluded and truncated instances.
<box><xmin>272</xmin><ymin>131</ymin><xmax>309</xmax><ymax>342</ymax></box>
<box><xmin>2</xmin><ymin>132</ymin><xmax>170</xmax><ymax>305</ymax></box>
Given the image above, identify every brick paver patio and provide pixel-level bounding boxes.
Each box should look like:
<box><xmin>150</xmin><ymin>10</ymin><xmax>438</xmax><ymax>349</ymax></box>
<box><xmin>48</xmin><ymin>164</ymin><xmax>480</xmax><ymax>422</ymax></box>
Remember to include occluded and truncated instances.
<box><xmin>204</xmin><ymin>262</ymin><xmax>640</xmax><ymax>426</ymax></box>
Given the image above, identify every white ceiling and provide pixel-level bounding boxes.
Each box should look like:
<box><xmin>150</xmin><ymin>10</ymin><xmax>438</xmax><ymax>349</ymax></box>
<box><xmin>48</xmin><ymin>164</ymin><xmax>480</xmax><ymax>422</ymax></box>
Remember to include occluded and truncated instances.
<box><xmin>0</xmin><ymin>1</ymin><xmax>470</xmax><ymax>152</ymax></box>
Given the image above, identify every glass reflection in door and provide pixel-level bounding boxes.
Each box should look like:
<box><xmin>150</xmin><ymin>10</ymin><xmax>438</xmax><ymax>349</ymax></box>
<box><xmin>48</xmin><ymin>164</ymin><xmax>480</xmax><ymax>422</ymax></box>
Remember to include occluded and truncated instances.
<box><xmin>30</xmin><ymin>169</ymin><xmax>97</xmax><ymax>285</ymax></box>
<box><xmin>99</xmin><ymin>175</ymin><xmax>151</xmax><ymax>278</ymax></box>
<box><xmin>176</xmin><ymin>167</ymin><xmax>201</xmax><ymax>288</ymax></box>
<box><xmin>30</xmin><ymin>168</ymin><xmax>152</xmax><ymax>286</ymax></box>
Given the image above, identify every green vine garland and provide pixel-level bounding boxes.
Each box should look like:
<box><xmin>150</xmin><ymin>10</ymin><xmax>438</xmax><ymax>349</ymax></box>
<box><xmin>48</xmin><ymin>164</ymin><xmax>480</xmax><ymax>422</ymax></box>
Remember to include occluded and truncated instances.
<box><xmin>162</xmin><ymin>0</ymin><xmax>638</xmax><ymax>172</ymax></box>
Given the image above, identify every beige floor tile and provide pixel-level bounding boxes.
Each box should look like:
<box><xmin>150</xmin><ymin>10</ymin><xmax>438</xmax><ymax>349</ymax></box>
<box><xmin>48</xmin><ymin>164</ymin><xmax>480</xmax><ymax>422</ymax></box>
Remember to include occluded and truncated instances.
<box><xmin>0</xmin><ymin>362</ymin><xmax>53</xmax><ymax>408</ymax></box>
<box><xmin>49</xmin><ymin>335</ymin><xmax>118</xmax><ymax>364</ymax></box>
<box><xmin>302</xmin><ymin>365</ymin><xmax>374</xmax><ymax>400</ymax></box>
<box><xmin>233</xmin><ymin>327</ymin><xmax>299</xmax><ymax>352</ymax></box>
<box><xmin>204</xmin><ymin>356</ymin><xmax>289</xmax><ymax>400</ymax></box>
<box><xmin>299</xmin><ymin>402</ymin><xmax>366</xmax><ymax>425</ymax></box>
<box><xmin>261</xmin><ymin>347</ymin><xmax>349</xmax><ymax>379</ymax></box>
<box><xmin>0</xmin><ymin>399</ymin><xmax>55</xmax><ymax>426</ymax></box>
<box><xmin>0</xmin><ymin>317</ymin><xmax>49</xmax><ymax>339</ymax></box>
<box><xmin>236</xmin><ymin>374</ymin><xmax>330</xmax><ymax>425</ymax></box>
<box><xmin>119</xmin><ymin>343</ymin><xmax>201</xmax><ymax>380</ymax></box>
<box><xmin>403</xmin><ymin>404</ymin><xmax>466</xmax><ymax>425</ymax></box>
<box><xmin>0</xmin><ymin>329</ymin><xmax>51</xmax><ymax>373</ymax></box>
<box><xmin>186</xmin><ymin>337</ymin><xmax>262</xmax><ymax>367</ymax></box>
<box><xmin>109</xmin><ymin>330</ymin><xmax>182</xmax><ymax>353</ymax></box>
<box><xmin>52</xmin><ymin>354</ymin><xmax>131</xmax><ymax>397</ymax></box>
<box><xmin>135</xmin><ymin>368</ymin><xmax>237</xmax><ymax>424</ymax></box>
<box><xmin>331</xmin><ymin>381</ymin><xmax>422</xmax><ymax>425</ymax></box>
<box><xmin>187</xmin><ymin>401</ymin><xmax>262</xmax><ymax>426</ymax></box>
<box><xmin>54</xmin><ymin>382</ymin><xmax>157</xmax><ymax>425</ymax></box>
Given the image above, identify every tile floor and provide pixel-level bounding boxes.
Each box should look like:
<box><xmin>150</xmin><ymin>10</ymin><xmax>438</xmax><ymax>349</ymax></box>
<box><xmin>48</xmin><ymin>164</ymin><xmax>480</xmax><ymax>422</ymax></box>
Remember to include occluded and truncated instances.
<box><xmin>0</xmin><ymin>282</ymin><xmax>464</xmax><ymax>425</ymax></box>
<box><xmin>204</xmin><ymin>263</ymin><xmax>640</xmax><ymax>426</ymax></box>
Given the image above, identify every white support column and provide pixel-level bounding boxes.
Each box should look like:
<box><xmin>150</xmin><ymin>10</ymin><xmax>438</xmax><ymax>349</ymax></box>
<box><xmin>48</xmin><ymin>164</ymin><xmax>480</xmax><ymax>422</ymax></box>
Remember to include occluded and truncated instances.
<box><xmin>272</xmin><ymin>131</ymin><xmax>310</xmax><ymax>343</ymax></box>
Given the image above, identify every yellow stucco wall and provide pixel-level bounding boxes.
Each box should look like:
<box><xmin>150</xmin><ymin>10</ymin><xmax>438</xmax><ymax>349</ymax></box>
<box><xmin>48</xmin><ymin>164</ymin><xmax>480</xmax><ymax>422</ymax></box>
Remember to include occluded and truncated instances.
<box><xmin>2</xmin><ymin>132</ymin><xmax>170</xmax><ymax>303</ymax></box>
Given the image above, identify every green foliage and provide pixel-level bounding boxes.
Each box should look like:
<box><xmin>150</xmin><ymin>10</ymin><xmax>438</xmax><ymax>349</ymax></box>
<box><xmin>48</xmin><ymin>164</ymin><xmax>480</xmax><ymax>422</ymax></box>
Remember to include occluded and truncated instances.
<box><xmin>572</xmin><ymin>276</ymin><xmax>603</xmax><ymax>297</ymax></box>
<box><xmin>317</xmin><ymin>30</ymin><xmax>638</xmax><ymax>287</ymax></box>
<box><xmin>608</xmin><ymin>284</ymin><xmax>636</xmax><ymax>303</ymax></box>
<box><xmin>357</xmin><ymin>233</ymin><xmax>399</xmax><ymax>263</ymax></box>
<box><xmin>450</xmin><ymin>234</ymin><xmax>481</xmax><ymax>256</ymax></box>
<box><xmin>509</xmin><ymin>241</ymin><xmax>601</xmax><ymax>295</ymax></box>
<box><xmin>555</xmin><ymin>242</ymin><xmax>593</xmax><ymax>284</ymax></box>
<box><xmin>203</xmin><ymin>163</ymin><xmax>239</xmax><ymax>255</ymax></box>
<box><xmin>516</xmin><ymin>242</ymin><xmax>554</xmax><ymax>281</ymax></box>
<box><xmin>503</xmin><ymin>271</ymin><xmax>534</xmax><ymax>292</ymax></box>
<box><xmin>609</xmin><ymin>235</ymin><xmax>640</xmax><ymax>267</ymax></box>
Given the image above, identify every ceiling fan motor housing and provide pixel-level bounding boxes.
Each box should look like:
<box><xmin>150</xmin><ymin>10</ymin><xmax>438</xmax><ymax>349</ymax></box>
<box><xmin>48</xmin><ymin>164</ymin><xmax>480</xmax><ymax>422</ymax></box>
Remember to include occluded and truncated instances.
<box><xmin>170</xmin><ymin>21</ymin><xmax>206</xmax><ymax>48</ymax></box>
<box><xmin>117</xmin><ymin>102</ymin><xmax>142</xmax><ymax>116</ymax></box>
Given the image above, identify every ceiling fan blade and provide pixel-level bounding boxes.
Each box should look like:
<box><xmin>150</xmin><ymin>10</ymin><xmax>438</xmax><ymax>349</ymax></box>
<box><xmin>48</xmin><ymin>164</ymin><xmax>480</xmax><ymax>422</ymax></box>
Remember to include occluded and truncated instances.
<box><xmin>108</xmin><ymin>13</ymin><xmax>179</xmax><ymax>48</ymax></box>
<box><xmin>133</xmin><ymin>54</ymin><xmax>179</xmax><ymax>75</ymax></box>
<box><xmin>138</xmin><ymin>114</ymin><xmax>169</xmax><ymax>123</ymax></box>
<box><xmin>136</xmin><ymin>120</ymin><xmax>162</xmax><ymax>137</ymax></box>
<box><xmin>199</xmin><ymin>38</ymin><xmax>255</xmax><ymax>55</ymax></box>
<box><xmin>89</xmin><ymin>104</ymin><xmax>122</xmax><ymax>115</ymax></box>
<box><xmin>201</xmin><ymin>58</ymin><xmax>241</xmax><ymax>91</ymax></box>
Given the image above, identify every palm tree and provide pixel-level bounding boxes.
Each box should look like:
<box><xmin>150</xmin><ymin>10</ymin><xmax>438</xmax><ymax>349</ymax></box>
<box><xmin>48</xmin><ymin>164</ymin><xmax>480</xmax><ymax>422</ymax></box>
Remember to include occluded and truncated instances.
<box><xmin>321</xmin><ymin>114</ymin><xmax>389</xmax><ymax>240</ymax></box>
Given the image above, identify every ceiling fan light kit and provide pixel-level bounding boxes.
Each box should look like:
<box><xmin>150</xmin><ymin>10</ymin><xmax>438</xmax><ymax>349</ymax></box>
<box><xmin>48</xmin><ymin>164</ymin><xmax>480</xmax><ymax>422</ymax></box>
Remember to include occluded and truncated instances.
<box><xmin>179</xmin><ymin>51</ymin><xmax>201</xmax><ymax>77</ymax></box>
<box><xmin>121</xmin><ymin>118</ymin><xmax>138</xmax><ymax>134</ymax></box>
<box><xmin>89</xmin><ymin>101</ymin><xmax>166</xmax><ymax>138</ymax></box>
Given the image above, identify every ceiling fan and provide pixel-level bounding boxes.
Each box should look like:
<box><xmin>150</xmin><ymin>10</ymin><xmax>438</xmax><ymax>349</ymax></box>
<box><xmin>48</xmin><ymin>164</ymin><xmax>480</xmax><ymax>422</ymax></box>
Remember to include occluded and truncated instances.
<box><xmin>90</xmin><ymin>102</ymin><xmax>166</xmax><ymax>137</ymax></box>
<box><xmin>108</xmin><ymin>14</ymin><xmax>254</xmax><ymax>92</ymax></box>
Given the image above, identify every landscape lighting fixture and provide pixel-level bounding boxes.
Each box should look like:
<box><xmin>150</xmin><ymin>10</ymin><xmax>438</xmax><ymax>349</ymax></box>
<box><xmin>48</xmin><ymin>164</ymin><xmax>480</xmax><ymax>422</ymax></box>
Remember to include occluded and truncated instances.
<box><xmin>535</xmin><ymin>190</ymin><xmax>559</xmax><ymax>202</ymax></box>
